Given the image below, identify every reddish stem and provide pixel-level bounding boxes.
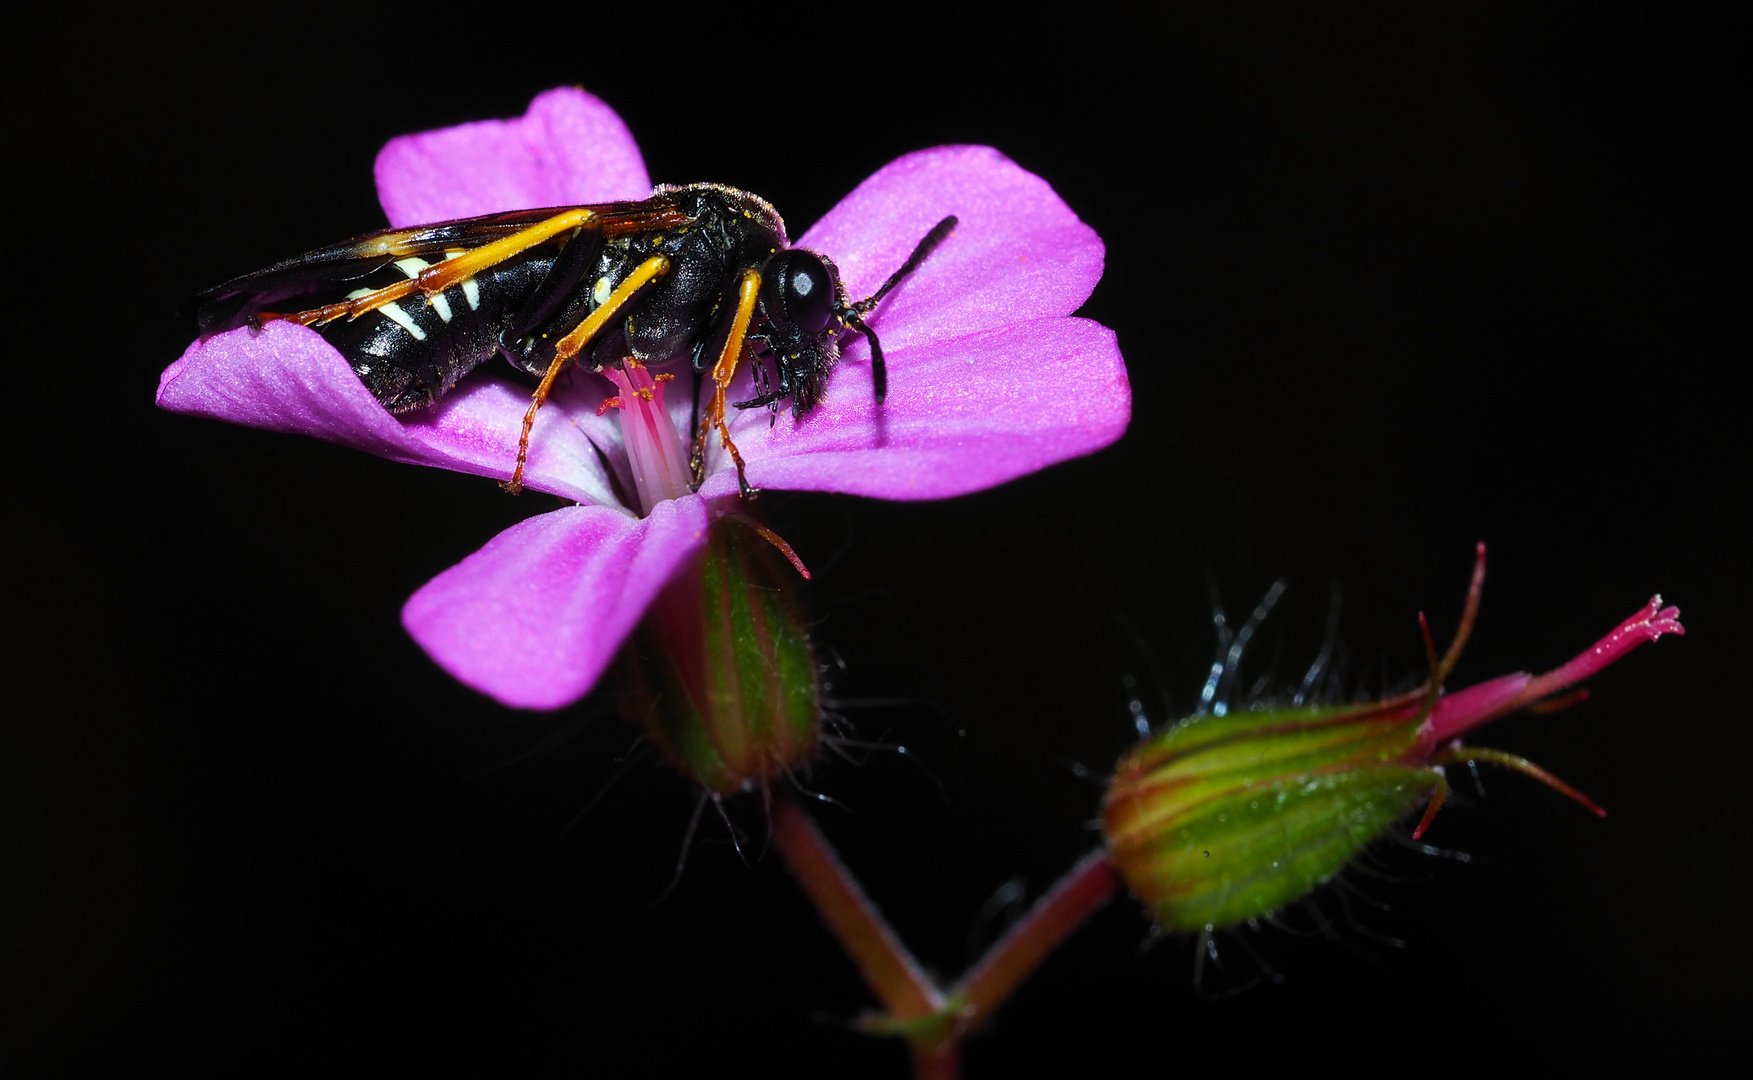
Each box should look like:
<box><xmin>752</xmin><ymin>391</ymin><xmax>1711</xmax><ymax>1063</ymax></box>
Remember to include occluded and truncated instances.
<box><xmin>950</xmin><ymin>849</ymin><xmax>1119</xmax><ymax>1027</ymax></box>
<box><xmin>771</xmin><ymin>795</ymin><xmax>1122</xmax><ymax>1078</ymax></box>
<box><xmin>1436</xmin><ymin>542</ymin><xmax>1488</xmax><ymax>686</ymax></box>
<box><xmin>1430</xmin><ymin>744</ymin><xmax>1607</xmax><ymax>817</ymax></box>
<box><xmin>769</xmin><ymin>793</ymin><xmax>943</xmax><ymax>1021</ymax></box>
<box><xmin>911</xmin><ymin>1044</ymin><xmax>962</xmax><ymax>1080</ymax></box>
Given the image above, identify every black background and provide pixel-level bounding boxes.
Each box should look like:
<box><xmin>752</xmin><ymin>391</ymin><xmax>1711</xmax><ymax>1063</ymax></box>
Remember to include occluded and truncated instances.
<box><xmin>5</xmin><ymin>5</ymin><xmax>1746</xmax><ymax>1075</ymax></box>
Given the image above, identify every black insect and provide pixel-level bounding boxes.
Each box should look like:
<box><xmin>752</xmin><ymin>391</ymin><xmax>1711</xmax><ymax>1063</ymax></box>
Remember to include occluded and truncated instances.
<box><xmin>192</xmin><ymin>185</ymin><xmax>957</xmax><ymax>495</ymax></box>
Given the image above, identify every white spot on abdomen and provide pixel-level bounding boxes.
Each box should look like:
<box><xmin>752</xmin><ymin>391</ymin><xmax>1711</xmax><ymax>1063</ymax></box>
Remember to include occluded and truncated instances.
<box><xmin>377</xmin><ymin>300</ymin><xmax>427</xmax><ymax>341</ymax></box>
<box><xmin>444</xmin><ymin>251</ymin><xmax>481</xmax><ymax>310</ymax></box>
<box><xmin>392</xmin><ymin>255</ymin><xmax>455</xmax><ymax>322</ymax></box>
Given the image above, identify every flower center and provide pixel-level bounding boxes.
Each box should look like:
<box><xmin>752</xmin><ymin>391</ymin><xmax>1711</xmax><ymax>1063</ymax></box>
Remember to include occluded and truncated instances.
<box><xmin>598</xmin><ymin>360</ymin><xmax>693</xmax><ymax>516</ymax></box>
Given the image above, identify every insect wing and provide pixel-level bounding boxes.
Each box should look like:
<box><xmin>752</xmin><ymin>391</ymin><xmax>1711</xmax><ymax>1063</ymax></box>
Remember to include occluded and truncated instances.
<box><xmin>189</xmin><ymin>200</ymin><xmax>679</xmax><ymax>336</ymax></box>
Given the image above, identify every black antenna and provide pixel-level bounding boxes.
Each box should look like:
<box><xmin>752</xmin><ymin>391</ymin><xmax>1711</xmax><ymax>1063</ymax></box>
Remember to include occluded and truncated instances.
<box><xmin>845</xmin><ymin>215</ymin><xmax>958</xmax><ymax>403</ymax></box>
<box><xmin>842</xmin><ymin>310</ymin><xmax>887</xmax><ymax>401</ymax></box>
<box><xmin>857</xmin><ymin>215</ymin><xmax>959</xmax><ymax>312</ymax></box>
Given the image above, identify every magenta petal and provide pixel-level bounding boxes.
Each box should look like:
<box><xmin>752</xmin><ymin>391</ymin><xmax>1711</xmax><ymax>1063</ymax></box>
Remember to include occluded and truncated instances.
<box><xmin>156</xmin><ymin>321</ymin><xmax>617</xmax><ymax>506</ymax></box>
<box><xmin>374</xmin><ymin>88</ymin><xmax>651</xmax><ymax>228</ymax></box>
<box><xmin>402</xmin><ymin>497</ymin><xmax>711</xmax><ymax>710</ymax></box>
<box><xmin>699</xmin><ymin>318</ymin><xmax>1128</xmax><ymax>501</ymax></box>
<box><xmin>796</xmin><ymin>146</ymin><xmax>1104</xmax><ymax>357</ymax></box>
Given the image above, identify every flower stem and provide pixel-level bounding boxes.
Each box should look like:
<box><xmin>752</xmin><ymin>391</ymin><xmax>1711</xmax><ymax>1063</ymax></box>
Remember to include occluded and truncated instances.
<box><xmin>910</xmin><ymin>1044</ymin><xmax>962</xmax><ymax>1080</ymax></box>
<box><xmin>947</xmin><ymin>848</ymin><xmax>1119</xmax><ymax>1026</ymax></box>
<box><xmin>769</xmin><ymin>793</ymin><xmax>944</xmax><ymax>1021</ymax></box>
<box><xmin>771</xmin><ymin>793</ymin><xmax>1122</xmax><ymax>1078</ymax></box>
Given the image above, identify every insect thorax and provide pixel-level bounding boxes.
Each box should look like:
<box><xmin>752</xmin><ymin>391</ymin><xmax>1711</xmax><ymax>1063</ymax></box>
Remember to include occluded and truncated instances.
<box><xmin>504</xmin><ymin>184</ymin><xmax>790</xmax><ymax>377</ymax></box>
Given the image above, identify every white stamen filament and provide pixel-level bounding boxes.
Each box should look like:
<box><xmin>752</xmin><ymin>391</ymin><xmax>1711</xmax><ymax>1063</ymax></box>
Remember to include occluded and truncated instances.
<box><xmin>601</xmin><ymin>362</ymin><xmax>693</xmax><ymax>516</ymax></box>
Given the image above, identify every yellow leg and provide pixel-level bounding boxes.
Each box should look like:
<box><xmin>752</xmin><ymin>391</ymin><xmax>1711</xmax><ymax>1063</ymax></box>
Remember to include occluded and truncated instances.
<box><xmin>693</xmin><ymin>268</ymin><xmax>762</xmax><ymax>497</ymax></box>
<box><xmin>502</xmin><ymin>255</ymin><xmax>671</xmax><ymax>494</ymax></box>
<box><xmin>278</xmin><ymin>208</ymin><xmax>604</xmax><ymax>328</ymax></box>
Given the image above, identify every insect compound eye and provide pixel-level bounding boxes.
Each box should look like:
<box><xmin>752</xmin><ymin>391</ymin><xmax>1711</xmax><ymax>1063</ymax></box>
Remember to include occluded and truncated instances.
<box><xmin>779</xmin><ymin>251</ymin><xmax>835</xmax><ymax>336</ymax></box>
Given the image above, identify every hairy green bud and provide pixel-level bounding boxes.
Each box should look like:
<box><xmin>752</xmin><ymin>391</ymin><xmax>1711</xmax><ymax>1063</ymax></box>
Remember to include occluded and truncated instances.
<box><xmin>616</xmin><ymin>514</ymin><xmax>820</xmax><ymax>794</ymax></box>
<box><xmin>1103</xmin><ymin>703</ymin><xmax>1435</xmax><ymax>933</ymax></box>
<box><xmin>1103</xmin><ymin>548</ymin><xmax>1682</xmax><ymax>935</ymax></box>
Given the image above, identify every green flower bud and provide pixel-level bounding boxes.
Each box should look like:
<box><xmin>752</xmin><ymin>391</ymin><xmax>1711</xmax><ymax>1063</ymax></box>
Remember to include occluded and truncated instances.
<box><xmin>1103</xmin><ymin>548</ymin><xmax>1682</xmax><ymax>935</ymax></box>
<box><xmin>615</xmin><ymin>513</ymin><xmax>820</xmax><ymax>795</ymax></box>
<box><xmin>1103</xmin><ymin>702</ymin><xmax>1435</xmax><ymax>933</ymax></box>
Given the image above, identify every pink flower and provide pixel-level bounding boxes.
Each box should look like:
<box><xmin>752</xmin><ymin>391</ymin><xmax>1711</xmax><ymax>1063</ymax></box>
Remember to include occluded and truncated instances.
<box><xmin>156</xmin><ymin>88</ymin><xmax>1129</xmax><ymax>710</ymax></box>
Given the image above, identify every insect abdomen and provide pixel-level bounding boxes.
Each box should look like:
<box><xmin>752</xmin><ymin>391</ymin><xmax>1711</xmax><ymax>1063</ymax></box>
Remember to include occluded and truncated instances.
<box><xmin>320</xmin><ymin>249</ymin><xmax>555</xmax><ymax>413</ymax></box>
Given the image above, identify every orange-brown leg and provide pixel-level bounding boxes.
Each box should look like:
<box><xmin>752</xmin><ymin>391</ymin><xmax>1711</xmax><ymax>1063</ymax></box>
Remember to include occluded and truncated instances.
<box><xmin>502</xmin><ymin>255</ymin><xmax>672</xmax><ymax>494</ymax></box>
<box><xmin>692</xmin><ymin>268</ymin><xmax>762</xmax><ymax>497</ymax></box>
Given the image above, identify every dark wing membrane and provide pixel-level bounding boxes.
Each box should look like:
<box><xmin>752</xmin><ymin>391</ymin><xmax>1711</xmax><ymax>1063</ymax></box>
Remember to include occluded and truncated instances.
<box><xmin>187</xmin><ymin>201</ymin><xmax>668</xmax><ymax>337</ymax></box>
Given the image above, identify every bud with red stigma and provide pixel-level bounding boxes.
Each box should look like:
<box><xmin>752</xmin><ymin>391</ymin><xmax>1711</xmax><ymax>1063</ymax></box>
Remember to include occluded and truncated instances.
<box><xmin>614</xmin><ymin>512</ymin><xmax>821</xmax><ymax>795</ymax></box>
<box><xmin>1102</xmin><ymin>545</ymin><xmax>1683</xmax><ymax>935</ymax></box>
